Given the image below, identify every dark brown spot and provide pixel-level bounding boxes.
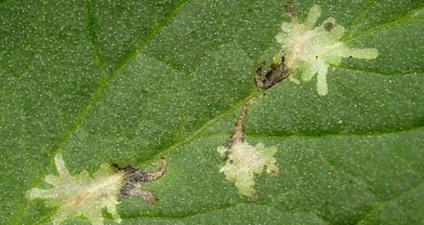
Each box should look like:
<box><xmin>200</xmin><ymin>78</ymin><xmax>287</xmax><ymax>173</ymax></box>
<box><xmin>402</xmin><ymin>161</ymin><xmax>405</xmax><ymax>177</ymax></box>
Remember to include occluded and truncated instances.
<box><xmin>285</xmin><ymin>2</ymin><xmax>297</xmax><ymax>18</ymax></box>
<box><xmin>255</xmin><ymin>56</ymin><xmax>290</xmax><ymax>90</ymax></box>
<box><xmin>324</xmin><ymin>22</ymin><xmax>334</xmax><ymax>32</ymax></box>
<box><xmin>114</xmin><ymin>159</ymin><xmax>167</xmax><ymax>203</ymax></box>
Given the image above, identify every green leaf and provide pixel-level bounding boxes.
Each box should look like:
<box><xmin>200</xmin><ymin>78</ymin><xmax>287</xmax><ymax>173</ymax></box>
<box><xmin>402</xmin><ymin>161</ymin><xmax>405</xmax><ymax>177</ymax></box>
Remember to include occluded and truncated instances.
<box><xmin>1</xmin><ymin>1</ymin><xmax>423</xmax><ymax>225</ymax></box>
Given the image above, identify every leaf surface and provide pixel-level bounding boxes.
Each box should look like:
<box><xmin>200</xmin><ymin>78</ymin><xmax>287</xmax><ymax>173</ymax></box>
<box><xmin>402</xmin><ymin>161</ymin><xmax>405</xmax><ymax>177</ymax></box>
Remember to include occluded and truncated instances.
<box><xmin>0</xmin><ymin>0</ymin><xmax>423</xmax><ymax>224</ymax></box>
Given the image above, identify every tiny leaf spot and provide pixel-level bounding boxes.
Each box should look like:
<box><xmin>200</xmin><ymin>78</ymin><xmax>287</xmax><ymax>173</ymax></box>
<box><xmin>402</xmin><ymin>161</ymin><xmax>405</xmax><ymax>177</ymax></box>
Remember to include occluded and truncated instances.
<box><xmin>324</xmin><ymin>22</ymin><xmax>334</xmax><ymax>31</ymax></box>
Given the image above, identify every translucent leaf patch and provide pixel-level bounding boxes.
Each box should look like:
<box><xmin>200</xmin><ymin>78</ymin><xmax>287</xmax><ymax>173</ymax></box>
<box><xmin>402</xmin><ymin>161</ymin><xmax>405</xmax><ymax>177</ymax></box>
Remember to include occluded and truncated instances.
<box><xmin>218</xmin><ymin>140</ymin><xmax>278</xmax><ymax>199</ymax></box>
<box><xmin>276</xmin><ymin>4</ymin><xmax>379</xmax><ymax>95</ymax></box>
<box><xmin>27</xmin><ymin>153</ymin><xmax>125</xmax><ymax>225</ymax></box>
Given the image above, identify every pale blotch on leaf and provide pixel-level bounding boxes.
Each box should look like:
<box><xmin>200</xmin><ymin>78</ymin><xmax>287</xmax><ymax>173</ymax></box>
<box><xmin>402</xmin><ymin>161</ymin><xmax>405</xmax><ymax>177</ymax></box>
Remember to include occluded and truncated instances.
<box><xmin>218</xmin><ymin>140</ymin><xmax>278</xmax><ymax>199</ymax></box>
<box><xmin>275</xmin><ymin>4</ymin><xmax>379</xmax><ymax>95</ymax></box>
<box><xmin>27</xmin><ymin>153</ymin><xmax>125</xmax><ymax>225</ymax></box>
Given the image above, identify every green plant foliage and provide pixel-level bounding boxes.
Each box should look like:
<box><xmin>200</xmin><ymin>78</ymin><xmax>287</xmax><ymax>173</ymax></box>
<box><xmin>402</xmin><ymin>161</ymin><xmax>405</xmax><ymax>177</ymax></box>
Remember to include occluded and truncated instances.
<box><xmin>0</xmin><ymin>0</ymin><xmax>423</xmax><ymax>224</ymax></box>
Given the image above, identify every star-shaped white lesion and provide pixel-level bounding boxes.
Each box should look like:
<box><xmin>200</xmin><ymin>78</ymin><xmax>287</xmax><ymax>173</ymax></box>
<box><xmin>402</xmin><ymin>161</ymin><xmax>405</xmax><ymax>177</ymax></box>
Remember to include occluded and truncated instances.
<box><xmin>218</xmin><ymin>140</ymin><xmax>278</xmax><ymax>199</ymax></box>
<box><xmin>27</xmin><ymin>153</ymin><xmax>167</xmax><ymax>225</ymax></box>
<box><xmin>27</xmin><ymin>154</ymin><xmax>124</xmax><ymax>225</ymax></box>
<box><xmin>217</xmin><ymin>99</ymin><xmax>278</xmax><ymax>199</ymax></box>
<box><xmin>275</xmin><ymin>4</ymin><xmax>379</xmax><ymax>95</ymax></box>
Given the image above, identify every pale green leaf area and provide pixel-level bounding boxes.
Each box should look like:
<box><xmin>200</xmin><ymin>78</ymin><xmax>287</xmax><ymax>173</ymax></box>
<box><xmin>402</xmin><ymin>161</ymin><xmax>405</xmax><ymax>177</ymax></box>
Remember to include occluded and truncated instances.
<box><xmin>0</xmin><ymin>0</ymin><xmax>423</xmax><ymax>224</ymax></box>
